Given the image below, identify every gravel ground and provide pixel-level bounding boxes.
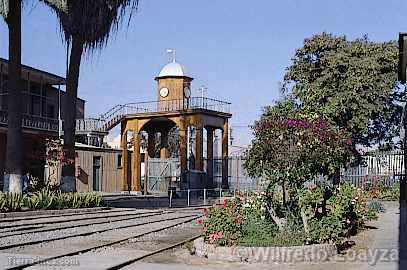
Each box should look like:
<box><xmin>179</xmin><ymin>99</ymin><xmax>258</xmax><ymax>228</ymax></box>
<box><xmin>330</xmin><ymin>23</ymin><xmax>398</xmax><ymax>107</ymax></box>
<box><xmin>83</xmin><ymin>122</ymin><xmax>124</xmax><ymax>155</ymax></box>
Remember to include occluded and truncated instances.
<box><xmin>0</xmin><ymin>211</ymin><xmax>163</xmax><ymax>238</ymax></box>
<box><xmin>0</xmin><ymin>211</ymin><xmax>200</xmax><ymax>250</ymax></box>
<box><xmin>0</xmin><ymin>208</ymin><xmax>153</xmax><ymax>229</ymax></box>
<box><xmin>12</xmin><ymin>216</ymin><xmax>200</xmax><ymax>270</ymax></box>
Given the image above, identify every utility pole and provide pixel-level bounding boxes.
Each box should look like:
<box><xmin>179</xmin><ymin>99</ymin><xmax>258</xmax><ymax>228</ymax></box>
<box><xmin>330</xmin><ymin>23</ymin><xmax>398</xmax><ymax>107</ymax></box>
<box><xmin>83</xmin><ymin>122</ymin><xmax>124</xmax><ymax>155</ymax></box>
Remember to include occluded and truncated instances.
<box><xmin>398</xmin><ymin>32</ymin><xmax>407</xmax><ymax>201</ymax></box>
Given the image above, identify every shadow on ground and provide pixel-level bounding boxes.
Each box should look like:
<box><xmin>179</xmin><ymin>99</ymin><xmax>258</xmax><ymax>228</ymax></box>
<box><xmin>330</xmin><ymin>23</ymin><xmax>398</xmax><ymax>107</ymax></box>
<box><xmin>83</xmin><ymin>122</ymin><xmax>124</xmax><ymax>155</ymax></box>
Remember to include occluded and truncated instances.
<box><xmin>399</xmin><ymin>198</ymin><xmax>406</xmax><ymax>270</ymax></box>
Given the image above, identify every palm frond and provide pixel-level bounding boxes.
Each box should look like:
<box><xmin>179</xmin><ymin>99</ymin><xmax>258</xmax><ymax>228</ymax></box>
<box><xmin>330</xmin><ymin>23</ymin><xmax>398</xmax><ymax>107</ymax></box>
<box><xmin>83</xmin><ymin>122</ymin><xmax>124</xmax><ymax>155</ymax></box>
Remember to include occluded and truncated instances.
<box><xmin>41</xmin><ymin>0</ymin><xmax>67</xmax><ymax>12</ymax></box>
<box><xmin>0</xmin><ymin>0</ymin><xmax>9</xmax><ymax>19</ymax></box>
<box><xmin>42</xmin><ymin>0</ymin><xmax>139</xmax><ymax>53</ymax></box>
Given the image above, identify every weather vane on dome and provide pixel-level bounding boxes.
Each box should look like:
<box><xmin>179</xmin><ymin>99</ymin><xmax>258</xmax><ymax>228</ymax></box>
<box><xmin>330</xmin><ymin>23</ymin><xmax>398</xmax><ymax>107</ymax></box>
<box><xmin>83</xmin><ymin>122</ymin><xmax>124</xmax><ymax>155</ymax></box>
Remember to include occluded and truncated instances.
<box><xmin>166</xmin><ymin>49</ymin><xmax>176</xmax><ymax>63</ymax></box>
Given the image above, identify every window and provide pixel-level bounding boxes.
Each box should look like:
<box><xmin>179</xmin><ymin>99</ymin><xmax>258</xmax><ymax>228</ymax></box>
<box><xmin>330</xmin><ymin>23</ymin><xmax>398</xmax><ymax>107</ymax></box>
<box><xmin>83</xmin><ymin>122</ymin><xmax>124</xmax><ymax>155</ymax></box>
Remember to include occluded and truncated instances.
<box><xmin>41</xmin><ymin>98</ymin><xmax>47</xmax><ymax>117</ymax></box>
<box><xmin>116</xmin><ymin>154</ymin><xmax>122</xmax><ymax>168</ymax></box>
<box><xmin>0</xmin><ymin>75</ymin><xmax>8</xmax><ymax>94</ymax></box>
<box><xmin>30</xmin><ymin>96</ymin><xmax>41</xmax><ymax>116</ymax></box>
<box><xmin>47</xmin><ymin>104</ymin><xmax>55</xmax><ymax>119</ymax></box>
<box><xmin>0</xmin><ymin>95</ymin><xmax>7</xmax><ymax>110</ymax></box>
<box><xmin>30</xmin><ymin>82</ymin><xmax>41</xmax><ymax>95</ymax></box>
<box><xmin>93</xmin><ymin>156</ymin><xmax>102</xmax><ymax>192</ymax></box>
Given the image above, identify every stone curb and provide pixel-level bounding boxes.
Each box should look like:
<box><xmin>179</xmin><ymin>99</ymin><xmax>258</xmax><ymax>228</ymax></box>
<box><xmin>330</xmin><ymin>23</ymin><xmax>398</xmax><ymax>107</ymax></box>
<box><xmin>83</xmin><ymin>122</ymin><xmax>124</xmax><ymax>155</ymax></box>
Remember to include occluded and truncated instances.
<box><xmin>194</xmin><ymin>237</ymin><xmax>337</xmax><ymax>263</ymax></box>
<box><xmin>0</xmin><ymin>207</ymin><xmax>111</xmax><ymax>219</ymax></box>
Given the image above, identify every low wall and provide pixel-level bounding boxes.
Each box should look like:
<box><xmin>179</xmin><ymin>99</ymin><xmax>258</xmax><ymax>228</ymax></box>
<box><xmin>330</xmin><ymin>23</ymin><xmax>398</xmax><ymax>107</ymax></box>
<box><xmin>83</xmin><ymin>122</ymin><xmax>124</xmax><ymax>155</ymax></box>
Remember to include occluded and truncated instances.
<box><xmin>194</xmin><ymin>237</ymin><xmax>337</xmax><ymax>263</ymax></box>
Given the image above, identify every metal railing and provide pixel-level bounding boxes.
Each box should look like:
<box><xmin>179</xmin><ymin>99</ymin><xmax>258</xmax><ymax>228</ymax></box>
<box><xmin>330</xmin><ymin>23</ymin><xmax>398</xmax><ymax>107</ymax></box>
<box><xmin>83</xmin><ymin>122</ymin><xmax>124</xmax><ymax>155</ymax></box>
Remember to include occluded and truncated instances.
<box><xmin>0</xmin><ymin>97</ymin><xmax>231</xmax><ymax>134</ymax></box>
<box><xmin>75</xmin><ymin>97</ymin><xmax>231</xmax><ymax>133</ymax></box>
<box><xmin>108</xmin><ymin>97</ymin><xmax>231</xmax><ymax>117</ymax></box>
<box><xmin>75</xmin><ymin>118</ymin><xmax>106</xmax><ymax>133</ymax></box>
<box><xmin>0</xmin><ymin>110</ymin><xmax>59</xmax><ymax>132</ymax></box>
<box><xmin>167</xmin><ymin>187</ymin><xmax>264</xmax><ymax>208</ymax></box>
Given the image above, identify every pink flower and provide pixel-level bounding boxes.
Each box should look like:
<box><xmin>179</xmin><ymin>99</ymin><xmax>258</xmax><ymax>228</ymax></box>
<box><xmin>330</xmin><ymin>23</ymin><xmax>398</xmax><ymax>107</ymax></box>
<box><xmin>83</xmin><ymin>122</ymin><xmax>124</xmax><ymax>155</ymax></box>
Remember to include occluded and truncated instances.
<box><xmin>223</xmin><ymin>199</ymin><xmax>229</xmax><ymax>208</ymax></box>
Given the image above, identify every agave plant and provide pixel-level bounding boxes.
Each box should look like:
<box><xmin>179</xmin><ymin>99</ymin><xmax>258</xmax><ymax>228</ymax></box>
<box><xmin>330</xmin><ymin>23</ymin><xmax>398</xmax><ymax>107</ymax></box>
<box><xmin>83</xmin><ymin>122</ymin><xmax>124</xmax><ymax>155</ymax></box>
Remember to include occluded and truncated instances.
<box><xmin>0</xmin><ymin>192</ymin><xmax>25</xmax><ymax>212</ymax></box>
<box><xmin>28</xmin><ymin>188</ymin><xmax>56</xmax><ymax>210</ymax></box>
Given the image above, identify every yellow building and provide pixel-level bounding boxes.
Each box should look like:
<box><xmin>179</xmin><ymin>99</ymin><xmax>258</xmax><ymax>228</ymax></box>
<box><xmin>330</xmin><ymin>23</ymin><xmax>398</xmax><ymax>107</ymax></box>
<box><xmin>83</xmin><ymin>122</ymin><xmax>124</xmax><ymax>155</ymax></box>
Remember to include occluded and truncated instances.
<box><xmin>118</xmin><ymin>59</ymin><xmax>232</xmax><ymax>194</ymax></box>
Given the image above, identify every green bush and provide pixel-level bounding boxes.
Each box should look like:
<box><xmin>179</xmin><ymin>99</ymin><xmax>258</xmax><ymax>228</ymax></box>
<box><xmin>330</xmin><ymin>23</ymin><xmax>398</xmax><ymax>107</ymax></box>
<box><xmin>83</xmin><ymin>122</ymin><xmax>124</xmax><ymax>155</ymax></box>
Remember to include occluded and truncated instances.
<box><xmin>201</xmin><ymin>184</ymin><xmax>380</xmax><ymax>248</ymax></box>
<box><xmin>0</xmin><ymin>189</ymin><xmax>103</xmax><ymax>212</ymax></box>
<box><xmin>202</xmin><ymin>199</ymin><xmax>242</xmax><ymax>246</ymax></box>
<box><xmin>239</xmin><ymin>215</ymin><xmax>305</xmax><ymax>247</ymax></box>
<box><xmin>238</xmin><ymin>215</ymin><xmax>277</xmax><ymax>246</ymax></box>
<box><xmin>308</xmin><ymin>215</ymin><xmax>343</xmax><ymax>244</ymax></box>
<box><xmin>363</xmin><ymin>179</ymin><xmax>400</xmax><ymax>201</ymax></box>
<box><xmin>298</xmin><ymin>182</ymin><xmax>378</xmax><ymax>245</ymax></box>
<box><xmin>0</xmin><ymin>192</ymin><xmax>25</xmax><ymax>212</ymax></box>
<box><xmin>379</xmin><ymin>182</ymin><xmax>400</xmax><ymax>201</ymax></box>
<box><xmin>368</xmin><ymin>200</ymin><xmax>385</xmax><ymax>213</ymax></box>
<box><xmin>28</xmin><ymin>189</ymin><xmax>56</xmax><ymax>210</ymax></box>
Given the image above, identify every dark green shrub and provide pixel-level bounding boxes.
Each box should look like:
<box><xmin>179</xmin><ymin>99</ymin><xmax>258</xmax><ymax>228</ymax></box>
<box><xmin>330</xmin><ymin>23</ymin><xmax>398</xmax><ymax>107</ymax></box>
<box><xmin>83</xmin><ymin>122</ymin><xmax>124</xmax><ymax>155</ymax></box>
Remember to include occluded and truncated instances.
<box><xmin>28</xmin><ymin>189</ymin><xmax>56</xmax><ymax>210</ymax></box>
<box><xmin>0</xmin><ymin>192</ymin><xmax>25</xmax><ymax>212</ymax></box>
<box><xmin>368</xmin><ymin>200</ymin><xmax>385</xmax><ymax>213</ymax></box>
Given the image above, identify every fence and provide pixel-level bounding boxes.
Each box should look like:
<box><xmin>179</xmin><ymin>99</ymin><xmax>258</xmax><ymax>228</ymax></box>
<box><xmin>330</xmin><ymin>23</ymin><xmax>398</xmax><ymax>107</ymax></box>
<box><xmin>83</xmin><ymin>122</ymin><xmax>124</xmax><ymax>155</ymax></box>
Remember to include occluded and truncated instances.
<box><xmin>218</xmin><ymin>152</ymin><xmax>405</xmax><ymax>189</ymax></box>
<box><xmin>144</xmin><ymin>157</ymin><xmax>261</xmax><ymax>194</ymax></box>
<box><xmin>340</xmin><ymin>150</ymin><xmax>404</xmax><ymax>187</ymax></box>
<box><xmin>210</xmin><ymin>157</ymin><xmax>261</xmax><ymax>191</ymax></box>
<box><xmin>167</xmin><ymin>187</ymin><xmax>260</xmax><ymax>208</ymax></box>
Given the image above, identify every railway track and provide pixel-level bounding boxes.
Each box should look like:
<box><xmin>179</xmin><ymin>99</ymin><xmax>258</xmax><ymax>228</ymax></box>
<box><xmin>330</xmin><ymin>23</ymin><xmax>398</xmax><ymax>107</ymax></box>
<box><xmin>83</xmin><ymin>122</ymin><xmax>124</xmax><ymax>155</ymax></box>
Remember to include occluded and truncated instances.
<box><xmin>0</xmin><ymin>213</ymin><xmax>199</xmax><ymax>250</ymax></box>
<box><xmin>2</xmin><ymin>212</ymin><xmax>202</xmax><ymax>270</ymax></box>
<box><xmin>105</xmin><ymin>224</ymin><xmax>202</xmax><ymax>270</ymax></box>
<box><xmin>0</xmin><ymin>211</ymin><xmax>165</xmax><ymax>238</ymax></box>
<box><xmin>0</xmin><ymin>208</ymin><xmax>204</xmax><ymax>238</ymax></box>
<box><xmin>0</xmin><ymin>209</ymin><xmax>156</xmax><ymax>229</ymax></box>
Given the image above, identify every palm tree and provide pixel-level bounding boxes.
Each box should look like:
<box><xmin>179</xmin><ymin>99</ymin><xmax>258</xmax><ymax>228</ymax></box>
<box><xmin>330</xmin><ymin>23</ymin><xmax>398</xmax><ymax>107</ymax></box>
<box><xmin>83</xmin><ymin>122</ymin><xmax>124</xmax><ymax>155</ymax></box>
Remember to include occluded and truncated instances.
<box><xmin>0</xmin><ymin>0</ymin><xmax>23</xmax><ymax>193</ymax></box>
<box><xmin>42</xmin><ymin>0</ymin><xmax>138</xmax><ymax>191</ymax></box>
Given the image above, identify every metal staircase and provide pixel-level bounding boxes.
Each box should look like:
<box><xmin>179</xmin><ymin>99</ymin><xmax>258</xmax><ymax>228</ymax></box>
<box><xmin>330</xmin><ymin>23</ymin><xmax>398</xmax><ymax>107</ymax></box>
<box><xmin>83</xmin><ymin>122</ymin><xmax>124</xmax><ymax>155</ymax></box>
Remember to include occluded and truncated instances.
<box><xmin>76</xmin><ymin>97</ymin><xmax>231</xmax><ymax>134</ymax></box>
<box><xmin>76</xmin><ymin>105</ymin><xmax>126</xmax><ymax>133</ymax></box>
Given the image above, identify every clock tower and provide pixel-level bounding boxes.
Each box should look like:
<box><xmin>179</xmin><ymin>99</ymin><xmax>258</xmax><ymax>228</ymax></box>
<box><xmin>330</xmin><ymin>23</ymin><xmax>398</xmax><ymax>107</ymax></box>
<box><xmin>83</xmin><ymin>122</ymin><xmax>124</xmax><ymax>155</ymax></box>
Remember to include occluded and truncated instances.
<box><xmin>155</xmin><ymin>58</ymin><xmax>193</xmax><ymax>103</ymax></box>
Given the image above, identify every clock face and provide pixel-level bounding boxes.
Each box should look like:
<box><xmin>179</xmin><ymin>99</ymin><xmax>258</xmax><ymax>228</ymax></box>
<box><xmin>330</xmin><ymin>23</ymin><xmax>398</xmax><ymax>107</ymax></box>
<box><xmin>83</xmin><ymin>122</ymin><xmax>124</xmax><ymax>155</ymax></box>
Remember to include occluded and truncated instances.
<box><xmin>159</xmin><ymin>87</ymin><xmax>169</xmax><ymax>98</ymax></box>
<box><xmin>184</xmin><ymin>86</ymin><xmax>191</xmax><ymax>98</ymax></box>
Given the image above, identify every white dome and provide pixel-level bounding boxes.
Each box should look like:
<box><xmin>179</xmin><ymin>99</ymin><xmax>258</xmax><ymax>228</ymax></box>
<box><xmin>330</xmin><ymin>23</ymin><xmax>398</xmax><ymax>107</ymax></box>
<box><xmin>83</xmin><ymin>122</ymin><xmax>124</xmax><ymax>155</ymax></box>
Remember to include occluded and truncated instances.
<box><xmin>157</xmin><ymin>61</ymin><xmax>188</xmax><ymax>78</ymax></box>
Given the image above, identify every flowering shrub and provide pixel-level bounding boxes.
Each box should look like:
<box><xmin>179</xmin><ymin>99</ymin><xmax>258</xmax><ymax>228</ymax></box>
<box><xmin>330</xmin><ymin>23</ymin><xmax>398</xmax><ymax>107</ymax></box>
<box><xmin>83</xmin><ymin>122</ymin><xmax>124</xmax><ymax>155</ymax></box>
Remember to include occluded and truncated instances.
<box><xmin>200</xmin><ymin>183</ymin><xmax>379</xmax><ymax>247</ymax></box>
<box><xmin>201</xmin><ymin>199</ymin><xmax>243</xmax><ymax>246</ymax></box>
<box><xmin>242</xmin><ymin>191</ymin><xmax>268</xmax><ymax>220</ymax></box>
<box><xmin>362</xmin><ymin>178</ymin><xmax>400</xmax><ymax>201</ymax></box>
<box><xmin>245</xmin><ymin>115</ymin><xmax>357</xmax><ymax>194</ymax></box>
<box><xmin>299</xmin><ymin>182</ymin><xmax>377</xmax><ymax>244</ymax></box>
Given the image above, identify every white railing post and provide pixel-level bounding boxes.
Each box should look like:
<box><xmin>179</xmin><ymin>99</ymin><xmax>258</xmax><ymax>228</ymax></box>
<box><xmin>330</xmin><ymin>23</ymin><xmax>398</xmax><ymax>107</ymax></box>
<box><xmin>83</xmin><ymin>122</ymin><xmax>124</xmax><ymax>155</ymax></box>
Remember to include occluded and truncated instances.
<box><xmin>187</xmin><ymin>189</ymin><xmax>190</xmax><ymax>207</ymax></box>
<box><xmin>169</xmin><ymin>189</ymin><xmax>173</xmax><ymax>208</ymax></box>
<box><xmin>203</xmin><ymin>188</ymin><xmax>207</xmax><ymax>205</ymax></box>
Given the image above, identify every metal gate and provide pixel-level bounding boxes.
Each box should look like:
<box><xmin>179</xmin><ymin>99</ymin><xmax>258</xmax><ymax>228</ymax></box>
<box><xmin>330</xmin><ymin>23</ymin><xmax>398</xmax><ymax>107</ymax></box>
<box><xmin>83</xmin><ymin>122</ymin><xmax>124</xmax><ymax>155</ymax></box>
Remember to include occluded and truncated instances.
<box><xmin>147</xmin><ymin>158</ymin><xmax>181</xmax><ymax>194</ymax></box>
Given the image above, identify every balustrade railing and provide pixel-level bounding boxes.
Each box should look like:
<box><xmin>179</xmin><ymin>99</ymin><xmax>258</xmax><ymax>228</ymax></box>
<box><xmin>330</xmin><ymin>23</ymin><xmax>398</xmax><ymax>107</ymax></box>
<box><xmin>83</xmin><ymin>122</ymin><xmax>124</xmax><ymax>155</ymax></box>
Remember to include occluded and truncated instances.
<box><xmin>0</xmin><ymin>110</ymin><xmax>59</xmax><ymax>132</ymax></box>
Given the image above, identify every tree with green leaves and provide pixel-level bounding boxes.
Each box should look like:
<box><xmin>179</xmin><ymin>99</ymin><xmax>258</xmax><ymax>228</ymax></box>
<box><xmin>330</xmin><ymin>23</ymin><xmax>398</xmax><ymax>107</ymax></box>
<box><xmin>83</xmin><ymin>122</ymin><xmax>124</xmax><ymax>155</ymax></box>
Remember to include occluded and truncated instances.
<box><xmin>245</xmin><ymin>101</ymin><xmax>355</xmax><ymax>195</ymax></box>
<box><xmin>0</xmin><ymin>0</ymin><xmax>23</xmax><ymax>193</ymax></box>
<box><xmin>42</xmin><ymin>0</ymin><xmax>139</xmax><ymax>191</ymax></box>
<box><xmin>284</xmin><ymin>32</ymin><xmax>404</xmax><ymax>148</ymax></box>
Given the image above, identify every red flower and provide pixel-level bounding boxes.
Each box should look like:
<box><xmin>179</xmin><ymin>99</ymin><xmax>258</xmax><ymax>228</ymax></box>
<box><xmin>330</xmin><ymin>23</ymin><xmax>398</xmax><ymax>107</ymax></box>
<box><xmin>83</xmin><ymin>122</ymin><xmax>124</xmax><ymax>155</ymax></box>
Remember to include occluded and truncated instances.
<box><xmin>203</xmin><ymin>208</ymin><xmax>208</xmax><ymax>217</ymax></box>
<box><xmin>197</xmin><ymin>219</ymin><xmax>203</xmax><ymax>225</ymax></box>
<box><xmin>234</xmin><ymin>217</ymin><xmax>242</xmax><ymax>225</ymax></box>
<box><xmin>223</xmin><ymin>199</ymin><xmax>229</xmax><ymax>208</ymax></box>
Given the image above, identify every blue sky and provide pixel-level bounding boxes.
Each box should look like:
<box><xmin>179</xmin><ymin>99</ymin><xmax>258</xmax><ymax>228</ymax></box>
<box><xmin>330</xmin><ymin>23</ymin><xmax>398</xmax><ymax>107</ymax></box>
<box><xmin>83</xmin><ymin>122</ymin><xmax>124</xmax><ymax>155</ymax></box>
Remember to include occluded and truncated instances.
<box><xmin>1</xmin><ymin>0</ymin><xmax>407</xmax><ymax>146</ymax></box>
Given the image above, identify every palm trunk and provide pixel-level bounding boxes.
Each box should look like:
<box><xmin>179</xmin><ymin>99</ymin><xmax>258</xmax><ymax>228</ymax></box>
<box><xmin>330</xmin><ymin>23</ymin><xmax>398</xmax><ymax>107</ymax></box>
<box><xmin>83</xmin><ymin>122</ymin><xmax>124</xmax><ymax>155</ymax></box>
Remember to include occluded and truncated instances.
<box><xmin>4</xmin><ymin>0</ymin><xmax>23</xmax><ymax>194</ymax></box>
<box><xmin>61</xmin><ymin>36</ymin><xmax>83</xmax><ymax>192</ymax></box>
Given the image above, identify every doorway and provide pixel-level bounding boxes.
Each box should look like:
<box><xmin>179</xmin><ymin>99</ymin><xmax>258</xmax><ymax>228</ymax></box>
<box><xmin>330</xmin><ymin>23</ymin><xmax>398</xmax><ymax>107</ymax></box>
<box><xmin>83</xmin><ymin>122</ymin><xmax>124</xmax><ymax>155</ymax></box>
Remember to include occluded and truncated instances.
<box><xmin>93</xmin><ymin>156</ymin><xmax>102</xmax><ymax>191</ymax></box>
